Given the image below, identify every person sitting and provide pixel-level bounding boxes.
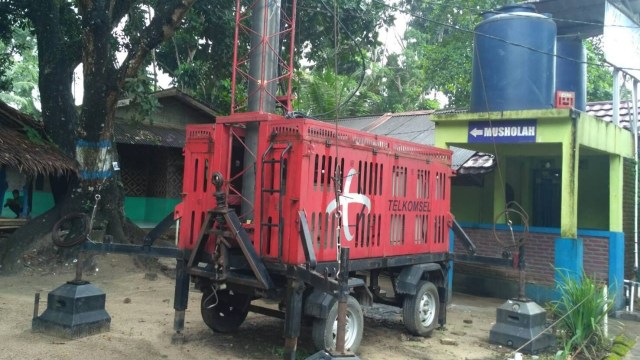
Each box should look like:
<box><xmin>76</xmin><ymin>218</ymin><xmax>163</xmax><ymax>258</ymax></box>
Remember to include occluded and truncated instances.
<box><xmin>4</xmin><ymin>189</ymin><xmax>23</xmax><ymax>218</ymax></box>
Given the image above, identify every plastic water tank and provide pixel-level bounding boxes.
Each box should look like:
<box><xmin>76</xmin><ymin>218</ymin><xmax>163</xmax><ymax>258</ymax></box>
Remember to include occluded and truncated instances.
<box><xmin>470</xmin><ymin>4</ymin><xmax>557</xmax><ymax>112</ymax></box>
<box><xmin>556</xmin><ymin>37</ymin><xmax>586</xmax><ymax>111</ymax></box>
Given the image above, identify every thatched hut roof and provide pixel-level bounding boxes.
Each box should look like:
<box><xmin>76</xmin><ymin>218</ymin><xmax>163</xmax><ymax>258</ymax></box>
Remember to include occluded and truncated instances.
<box><xmin>0</xmin><ymin>101</ymin><xmax>77</xmax><ymax>176</ymax></box>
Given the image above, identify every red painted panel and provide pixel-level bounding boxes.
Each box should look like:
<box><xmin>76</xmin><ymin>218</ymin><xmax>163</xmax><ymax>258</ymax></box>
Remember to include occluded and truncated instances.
<box><xmin>176</xmin><ymin>115</ymin><xmax>453</xmax><ymax>266</ymax></box>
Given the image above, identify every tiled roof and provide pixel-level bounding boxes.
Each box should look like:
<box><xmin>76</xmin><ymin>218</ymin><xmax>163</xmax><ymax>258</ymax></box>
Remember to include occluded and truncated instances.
<box><xmin>456</xmin><ymin>152</ymin><xmax>496</xmax><ymax>175</ymax></box>
<box><xmin>586</xmin><ymin>100</ymin><xmax>640</xmax><ymax>129</ymax></box>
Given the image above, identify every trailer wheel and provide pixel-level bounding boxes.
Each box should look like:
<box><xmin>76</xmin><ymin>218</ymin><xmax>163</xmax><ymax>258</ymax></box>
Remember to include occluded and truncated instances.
<box><xmin>201</xmin><ymin>288</ymin><xmax>251</xmax><ymax>333</ymax></box>
<box><xmin>311</xmin><ymin>295</ymin><xmax>363</xmax><ymax>353</ymax></box>
<box><xmin>402</xmin><ymin>281</ymin><xmax>439</xmax><ymax>337</ymax></box>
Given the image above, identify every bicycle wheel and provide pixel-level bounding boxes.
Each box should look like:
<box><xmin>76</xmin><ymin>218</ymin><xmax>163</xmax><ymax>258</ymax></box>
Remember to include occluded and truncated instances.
<box><xmin>52</xmin><ymin>212</ymin><xmax>91</xmax><ymax>247</ymax></box>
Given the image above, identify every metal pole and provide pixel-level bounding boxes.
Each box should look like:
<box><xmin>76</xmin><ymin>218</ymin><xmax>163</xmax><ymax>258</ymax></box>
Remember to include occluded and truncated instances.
<box><xmin>172</xmin><ymin>250</ymin><xmax>190</xmax><ymax>343</ymax></box>
<box><xmin>336</xmin><ymin>247</ymin><xmax>350</xmax><ymax>355</ymax></box>
<box><xmin>75</xmin><ymin>252</ymin><xmax>84</xmax><ymax>282</ymax></box>
<box><xmin>242</xmin><ymin>0</ymin><xmax>282</xmax><ymax>220</ymax></box>
<box><xmin>283</xmin><ymin>279</ymin><xmax>304</xmax><ymax>360</ymax></box>
<box><xmin>633</xmin><ymin>79</ymin><xmax>639</xmax><ymax>279</ymax></box>
<box><xmin>33</xmin><ymin>292</ymin><xmax>40</xmax><ymax>319</ymax></box>
<box><xmin>613</xmin><ymin>68</ymin><xmax>620</xmax><ymax>126</ymax></box>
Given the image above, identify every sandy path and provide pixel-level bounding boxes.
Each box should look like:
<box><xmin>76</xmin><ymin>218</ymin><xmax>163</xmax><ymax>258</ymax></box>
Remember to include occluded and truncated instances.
<box><xmin>0</xmin><ymin>254</ymin><xmax>509</xmax><ymax>360</ymax></box>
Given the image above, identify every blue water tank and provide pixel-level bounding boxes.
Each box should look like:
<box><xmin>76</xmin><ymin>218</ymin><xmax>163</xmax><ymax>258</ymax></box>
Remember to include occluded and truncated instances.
<box><xmin>470</xmin><ymin>4</ymin><xmax>557</xmax><ymax>112</ymax></box>
<box><xmin>556</xmin><ymin>37</ymin><xmax>586</xmax><ymax>111</ymax></box>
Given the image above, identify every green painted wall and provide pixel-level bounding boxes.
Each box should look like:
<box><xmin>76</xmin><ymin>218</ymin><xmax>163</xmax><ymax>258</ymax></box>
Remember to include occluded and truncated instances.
<box><xmin>1</xmin><ymin>190</ymin><xmax>54</xmax><ymax>218</ymax></box>
<box><xmin>451</xmin><ymin>174</ymin><xmax>494</xmax><ymax>223</ymax></box>
<box><xmin>577</xmin><ymin>156</ymin><xmax>609</xmax><ymax>230</ymax></box>
<box><xmin>2</xmin><ymin>191</ymin><xmax>179</xmax><ymax>227</ymax></box>
<box><xmin>125</xmin><ymin>196</ymin><xmax>180</xmax><ymax>226</ymax></box>
<box><xmin>31</xmin><ymin>191</ymin><xmax>55</xmax><ymax>216</ymax></box>
<box><xmin>434</xmin><ymin>109</ymin><xmax>633</xmax><ymax>234</ymax></box>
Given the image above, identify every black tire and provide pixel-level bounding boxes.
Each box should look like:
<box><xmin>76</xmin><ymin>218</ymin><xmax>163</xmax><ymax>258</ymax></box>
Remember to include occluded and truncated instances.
<box><xmin>311</xmin><ymin>295</ymin><xmax>363</xmax><ymax>353</ymax></box>
<box><xmin>402</xmin><ymin>281</ymin><xmax>440</xmax><ymax>337</ymax></box>
<box><xmin>201</xmin><ymin>288</ymin><xmax>251</xmax><ymax>333</ymax></box>
<box><xmin>52</xmin><ymin>212</ymin><xmax>91</xmax><ymax>248</ymax></box>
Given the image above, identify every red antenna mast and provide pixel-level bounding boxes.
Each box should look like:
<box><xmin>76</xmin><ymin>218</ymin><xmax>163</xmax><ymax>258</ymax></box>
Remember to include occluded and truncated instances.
<box><xmin>231</xmin><ymin>0</ymin><xmax>297</xmax><ymax>114</ymax></box>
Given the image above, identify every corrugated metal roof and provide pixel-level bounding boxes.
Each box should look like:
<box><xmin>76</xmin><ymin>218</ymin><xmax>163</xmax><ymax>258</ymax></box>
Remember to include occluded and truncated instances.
<box><xmin>114</xmin><ymin>122</ymin><xmax>186</xmax><ymax>148</ymax></box>
<box><xmin>327</xmin><ymin>111</ymin><xmax>493</xmax><ymax>173</ymax></box>
<box><xmin>324</xmin><ymin>115</ymin><xmax>381</xmax><ymax>131</ymax></box>
<box><xmin>368</xmin><ymin>113</ymin><xmax>435</xmax><ymax>145</ymax></box>
<box><xmin>451</xmin><ymin>147</ymin><xmax>478</xmax><ymax>169</ymax></box>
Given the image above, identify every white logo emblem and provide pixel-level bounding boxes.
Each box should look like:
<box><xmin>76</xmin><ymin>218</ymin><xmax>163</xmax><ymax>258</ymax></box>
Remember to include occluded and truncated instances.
<box><xmin>325</xmin><ymin>168</ymin><xmax>372</xmax><ymax>241</ymax></box>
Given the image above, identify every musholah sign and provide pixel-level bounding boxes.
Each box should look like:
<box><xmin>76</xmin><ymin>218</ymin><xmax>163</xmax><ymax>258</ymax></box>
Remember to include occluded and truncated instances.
<box><xmin>468</xmin><ymin>119</ymin><xmax>537</xmax><ymax>143</ymax></box>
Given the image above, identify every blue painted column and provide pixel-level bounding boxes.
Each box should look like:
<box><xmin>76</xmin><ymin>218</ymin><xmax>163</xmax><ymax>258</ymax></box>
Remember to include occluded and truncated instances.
<box><xmin>554</xmin><ymin>237</ymin><xmax>583</xmax><ymax>283</ymax></box>
<box><xmin>609</xmin><ymin>232</ymin><xmax>625</xmax><ymax>310</ymax></box>
<box><xmin>21</xmin><ymin>183</ymin><xmax>29</xmax><ymax>217</ymax></box>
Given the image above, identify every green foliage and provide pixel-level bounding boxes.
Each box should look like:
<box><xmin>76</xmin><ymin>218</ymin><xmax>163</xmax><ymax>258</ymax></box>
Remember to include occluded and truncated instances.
<box><xmin>153</xmin><ymin>0</ymin><xmax>393</xmax><ymax>114</ymax></box>
<box><xmin>402</xmin><ymin>0</ymin><xmax>509</xmax><ymax>108</ymax></box>
<box><xmin>610</xmin><ymin>343</ymin><xmax>631</xmax><ymax>356</ymax></box>
<box><xmin>613</xmin><ymin>334</ymin><xmax>636</xmax><ymax>349</ymax></box>
<box><xmin>586</xmin><ymin>38</ymin><xmax>613</xmax><ymax>102</ymax></box>
<box><xmin>401</xmin><ymin>2</ymin><xmax>620</xmax><ymax>108</ymax></box>
<box><xmin>154</xmin><ymin>1</ymin><xmax>236</xmax><ymax>113</ymax></box>
<box><xmin>295</xmin><ymin>68</ymin><xmax>368</xmax><ymax>118</ymax></box>
<box><xmin>296</xmin><ymin>0</ymin><xmax>394</xmax><ymax>73</ymax></box>
<box><xmin>122</xmin><ymin>71</ymin><xmax>161</xmax><ymax>125</ymax></box>
<box><xmin>603</xmin><ymin>354</ymin><xmax>622</xmax><ymax>360</ymax></box>
<box><xmin>551</xmin><ymin>272</ymin><xmax>613</xmax><ymax>360</ymax></box>
<box><xmin>0</xmin><ymin>27</ymin><xmax>40</xmax><ymax>116</ymax></box>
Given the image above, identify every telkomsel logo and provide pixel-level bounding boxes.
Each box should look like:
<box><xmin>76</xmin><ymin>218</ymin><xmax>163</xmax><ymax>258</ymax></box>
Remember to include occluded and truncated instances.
<box><xmin>325</xmin><ymin>168</ymin><xmax>371</xmax><ymax>241</ymax></box>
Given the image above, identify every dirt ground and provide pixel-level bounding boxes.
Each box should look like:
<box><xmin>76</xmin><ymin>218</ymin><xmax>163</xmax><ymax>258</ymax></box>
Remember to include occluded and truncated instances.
<box><xmin>0</xmin><ymin>253</ymin><xmax>538</xmax><ymax>360</ymax></box>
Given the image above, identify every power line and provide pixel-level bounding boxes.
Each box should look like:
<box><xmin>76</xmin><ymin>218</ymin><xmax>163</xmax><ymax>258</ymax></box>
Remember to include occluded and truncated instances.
<box><xmin>398</xmin><ymin>0</ymin><xmax>640</xmax><ymax>30</ymax></box>
<box><xmin>299</xmin><ymin>1</ymin><xmax>640</xmax><ymax>73</ymax></box>
<box><xmin>370</xmin><ymin>0</ymin><xmax>640</xmax><ymax>73</ymax></box>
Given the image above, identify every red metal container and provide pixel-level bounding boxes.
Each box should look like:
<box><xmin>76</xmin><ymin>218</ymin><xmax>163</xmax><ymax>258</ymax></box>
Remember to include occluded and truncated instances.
<box><xmin>177</xmin><ymin>113</ymin><xmax>453</xmax><ymax>265</ymax></box>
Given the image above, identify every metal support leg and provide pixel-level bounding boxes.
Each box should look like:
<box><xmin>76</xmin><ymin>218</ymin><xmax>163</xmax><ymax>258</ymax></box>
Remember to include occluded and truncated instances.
<box><xmin>172</xmin><ymin>250</ymin><xmax>190</xmax><ymax>343</ymax></box>
<box><xmin>283</xmin><ymin>278</ymin><xmax>305</xmax><ymax>360</ymax></box>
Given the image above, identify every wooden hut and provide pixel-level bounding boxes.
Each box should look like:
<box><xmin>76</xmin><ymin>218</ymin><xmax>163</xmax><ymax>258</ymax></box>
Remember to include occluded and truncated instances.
<box><xmin>0</xmin><ymin>101</ymin><xmax>77</xmax><ymax>227</ymax></box>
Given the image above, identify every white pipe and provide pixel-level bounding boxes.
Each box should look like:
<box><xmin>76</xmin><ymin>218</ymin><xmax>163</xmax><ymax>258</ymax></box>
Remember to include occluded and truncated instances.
<box><xmin>632</xmin><ymin>79</ymin><xmax>639</xmax><ymax>276</ymax></box>
<box><xmin>625</xmin><ymin>283</ymin><xmax>630</xmax><ymax>311</ymax></box>
<box><xmin>603</xmin><ymin>286</ymin><xmax>608</xmax><ymax>339</ymax></box>
<box><xmin>631</xmin><ymin>281</ymin><xmax>636</xmax><ymax>312</ymax></box>
<box><xmin>613</xmin><ymin>69</ymin><xmax>620</xmax><ymax>125</ymax></box>
<box><xmin>175</xmin><ymin>219</ymin><xmax>180</xmax><ymax>247</ymax></box>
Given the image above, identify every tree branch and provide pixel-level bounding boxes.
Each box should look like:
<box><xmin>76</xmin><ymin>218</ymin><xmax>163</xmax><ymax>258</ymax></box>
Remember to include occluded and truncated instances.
<box><xmin>110</xmin><ymin>0</ymin><xmax>134</xmax><ymax>29</ymax></box>
<box><xmin>117</xmin><ymin>0</ymin><xmax>195</xmax><ymax>86</ymax></box>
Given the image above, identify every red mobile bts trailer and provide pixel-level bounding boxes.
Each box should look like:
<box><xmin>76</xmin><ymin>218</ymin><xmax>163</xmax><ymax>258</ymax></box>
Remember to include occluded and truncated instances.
<box><xmin>171</xmin><ymin>111</ymin><xmax>454</xmax><ymax>355</ymax></box>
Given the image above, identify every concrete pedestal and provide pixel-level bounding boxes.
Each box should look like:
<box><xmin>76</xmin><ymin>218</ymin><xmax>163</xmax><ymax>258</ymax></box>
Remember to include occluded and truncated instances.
<box><xmin>489</xmin><ymin>299</ymin><xmax>555</xmax><ymax>354</ymax></box>
<box><xmin>32</xmin><ymin>280</ymin><xmax>110</xmax><ymax>339</ymax></box>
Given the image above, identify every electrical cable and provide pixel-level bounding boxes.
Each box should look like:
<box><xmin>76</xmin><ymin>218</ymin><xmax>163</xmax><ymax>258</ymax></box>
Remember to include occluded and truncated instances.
<box><xmin>363</xmin><ymin>0</ymin><xmax>640</xmax><ymax>72</ymax></box>
<box><xmin>304</xmin><ymin>0</ymin><xmax>367</xmax><ymax>119</ymax></box>
<box><xmin>394</xmin><ymin>0</ymin><xmax>640</xmax><ymax>30</ymax></box>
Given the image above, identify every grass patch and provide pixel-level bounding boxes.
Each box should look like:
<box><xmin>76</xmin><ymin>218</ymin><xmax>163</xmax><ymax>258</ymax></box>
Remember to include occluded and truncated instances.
<box><xmin>550</xmin><ymin>271</ymin><xmax>613</xmax><ymax>359</ymax></box>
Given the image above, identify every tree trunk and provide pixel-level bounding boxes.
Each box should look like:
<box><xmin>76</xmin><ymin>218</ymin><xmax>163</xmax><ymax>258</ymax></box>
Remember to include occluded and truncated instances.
<box><xmin>27</xmin><ymin>0</ymin><xmax>81</xmax><ymax>157</ymax></box>
<box><xmin>1</xmin><ymin>0</ymin><xmax>196</xmax><ymax>273</ymax></box>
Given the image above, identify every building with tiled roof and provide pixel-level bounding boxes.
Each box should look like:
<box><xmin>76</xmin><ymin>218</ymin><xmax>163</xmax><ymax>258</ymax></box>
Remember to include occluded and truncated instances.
<box><xmin>586</xmin><ymin>100</ymin><xmax>640</xmax><ymax>129</ymax></box>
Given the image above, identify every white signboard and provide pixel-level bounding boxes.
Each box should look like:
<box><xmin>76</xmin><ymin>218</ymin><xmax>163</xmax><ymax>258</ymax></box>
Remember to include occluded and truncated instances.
<box><xmin>603</xmin><ymin>1</ymin><xmax>640</xmax><ymax>80</ymax></box>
